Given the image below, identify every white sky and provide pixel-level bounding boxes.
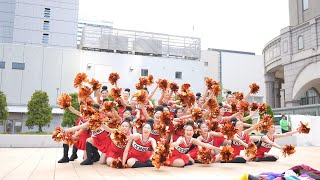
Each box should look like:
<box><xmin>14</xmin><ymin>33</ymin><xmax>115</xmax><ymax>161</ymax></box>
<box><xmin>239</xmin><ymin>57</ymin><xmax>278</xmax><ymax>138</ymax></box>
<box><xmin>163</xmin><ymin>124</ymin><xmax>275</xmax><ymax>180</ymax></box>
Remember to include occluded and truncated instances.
<box><xmin>79</xmin><ymin>0</ymin><xmax>289</xmax><ymax>55</ymax></box>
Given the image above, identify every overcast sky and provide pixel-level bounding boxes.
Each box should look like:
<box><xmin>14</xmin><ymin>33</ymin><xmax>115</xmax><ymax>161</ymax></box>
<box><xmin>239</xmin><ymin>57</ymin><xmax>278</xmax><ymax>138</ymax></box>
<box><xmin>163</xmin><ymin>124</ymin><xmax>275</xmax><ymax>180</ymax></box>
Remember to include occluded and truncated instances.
<box><xmin>79</xmin><ymin>0</ymin><xmax>289</xmax><ymax>55</ymax></box>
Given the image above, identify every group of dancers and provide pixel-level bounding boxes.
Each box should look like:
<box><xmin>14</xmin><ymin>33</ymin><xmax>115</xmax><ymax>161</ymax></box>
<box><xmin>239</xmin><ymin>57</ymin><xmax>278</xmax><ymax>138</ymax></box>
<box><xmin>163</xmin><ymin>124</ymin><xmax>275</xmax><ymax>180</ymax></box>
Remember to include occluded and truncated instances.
<box><xmin>53</xmin><ymin>72</ymin><xmax>309</xmax><ymax>169</ymax></box>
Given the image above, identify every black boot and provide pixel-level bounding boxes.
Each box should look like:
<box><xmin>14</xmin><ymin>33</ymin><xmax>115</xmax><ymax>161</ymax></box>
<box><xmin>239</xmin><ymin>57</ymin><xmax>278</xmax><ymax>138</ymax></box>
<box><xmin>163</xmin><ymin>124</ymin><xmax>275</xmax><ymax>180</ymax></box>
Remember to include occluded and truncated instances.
<box><xmin>58</xmin><ymin>144</ymin><xmax>70</xmax><ymax>163</ymax></box>
<box><xmin>80</xmin><ymin>142</ymin><xmax>94</xmax><ymax>165</ymax></box>
<box><xmin>146</xmin><ymin>160</ymin><xmax>154</xmax><ymax>167</ymax></box>
<box><xmin>91</xmin><ymin>146</ymin><xmax>100</xmax><ymax>162</ymax></box>
<box><xmin>229</xmin><ymin>157</ymin><xmax>247</xmax><ymax>163</ymax></box>
<box><xmin>69</xmin><ymin>146</ymin><xmax>78</xmax><ymax>161</ymax></box>
<box><xmin>255</xmin><ymin>156</ymin><xmax>277</xmax><ymax>162</ymax></box>
<box><xmin>132</xmin><ymin>161</ymin><xmax>148</xmax><ymax>168</ymax></box>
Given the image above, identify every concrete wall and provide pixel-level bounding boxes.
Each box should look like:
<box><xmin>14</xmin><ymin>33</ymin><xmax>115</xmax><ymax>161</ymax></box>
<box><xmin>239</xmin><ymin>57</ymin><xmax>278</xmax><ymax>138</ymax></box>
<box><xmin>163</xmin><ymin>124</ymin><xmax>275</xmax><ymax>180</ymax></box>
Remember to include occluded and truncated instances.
<box><xmin>0</xmin><ymin>43</ymin><xmax>204</xmax><ymax>106</ymax></box>
<box><xmin>0</xmin><ymin>135</ymin><xmax>61</xmax><ymax>147</ymax></box>
<box><xmin>0</xmin><ymin>0</ymin><xmax>79</xmax><ymax>48</ymax></box>
<box><xmin>201</xmin><ymin>50</ymin><xmax>265</xmax><ymax>102</ymax></box>
<box><xmin>289</xmin><ymin>0</ymin><xmax>320</xmax><ymax>27</ymax></box>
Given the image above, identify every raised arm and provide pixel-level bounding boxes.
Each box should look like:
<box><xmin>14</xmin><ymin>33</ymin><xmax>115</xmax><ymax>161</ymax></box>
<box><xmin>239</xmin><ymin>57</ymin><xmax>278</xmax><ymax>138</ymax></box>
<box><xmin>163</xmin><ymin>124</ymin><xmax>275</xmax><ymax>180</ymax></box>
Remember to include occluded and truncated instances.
<box><xmin>140</xmin><ymin>103</ymin><xmax>151</xmax><ymax>120</ymax></box>
<box><xmin>241</xmin><ymin>110</ymin><xmax>258</xmax><ymax>122</ymax></box>
<box><xmin>158</xmin><ymin>90</ymin><xmax>167</xmax><ymax>105</ymax></box>
<box><xmin>274</xmin><ymin>129</ymin><xmax>300</xmax><ymax>138</ymax></box>
<box><xmin>193</xmin><ymin>139</ymin><xmax>220</xmax><ymax>152</ymax></box>
<box><xmin>65</xmin><ymin>121</ymin><xmax>89</xmax><ymax>133</ymax></box>
<box><xmin>122</xmin><ymin>134</ymin><xmax>135</xmax><ymax>166</ymax></box>
<box><xmin>262</xmin><ymin>136</ymin><xmax>282</xmax><ymax>149</ymax></box>
<box><xmin>244</xmin><ymin>120</ymin><xmax>262</xmax><ymax>135</ymax></box>
<box><xmin>243</xmin><ymin>89</ymin><xmax>251</xmax><ymax>101</ymax></box>
<box><xmin>68</xmin><ymin>106</ymin><xmax>81</xmax><ymax>117</ymax></box>
<box><xmin>170</xmin><ymin>137</ymin><xmax>183</xmax><ymax>148</ymax></box>
<box><xmin>112</xmin><ymin>108</ymin><xmax>122</xmax><ymax>122</ymax></box>
<box><xmin>148</xmin><ymin>85</ymin><xmax>158</xmax><ymax>100</ymax></box>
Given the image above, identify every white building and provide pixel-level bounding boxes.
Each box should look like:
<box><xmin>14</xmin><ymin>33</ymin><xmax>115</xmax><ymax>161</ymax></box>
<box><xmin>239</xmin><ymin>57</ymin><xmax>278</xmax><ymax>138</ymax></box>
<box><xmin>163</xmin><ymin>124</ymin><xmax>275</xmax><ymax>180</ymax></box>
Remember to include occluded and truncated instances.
<box><xmin>0</xmin><ymin>0</ymin><xmax>79</xmax><ymax>48</ymax></box>
<box><xmin>201</xmin><ymin>49</ymin><xmax>265</xmax><ymax>103</ymax></box>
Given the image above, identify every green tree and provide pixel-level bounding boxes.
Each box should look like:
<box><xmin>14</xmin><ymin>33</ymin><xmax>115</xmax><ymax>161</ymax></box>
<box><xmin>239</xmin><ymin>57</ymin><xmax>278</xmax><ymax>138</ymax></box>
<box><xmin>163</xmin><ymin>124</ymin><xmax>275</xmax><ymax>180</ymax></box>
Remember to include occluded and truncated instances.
<box><xmin>26</xmin><ymin>90</ymin><xmax>52</xmax><ymax>132</ymax></box>
<box><xmin>259</xmin><ymin>105</ymin><xmax>274</xmax><ymax>118</ymax></box>
<box><xmin>0</xmin><ymin>91</ymin><xmax>9</xmax><ymax>133</ymax></box>
<box><xmin>61</xmin><ymin>93</ymin><xmax>80</xmax><ymax>127</ymax></box>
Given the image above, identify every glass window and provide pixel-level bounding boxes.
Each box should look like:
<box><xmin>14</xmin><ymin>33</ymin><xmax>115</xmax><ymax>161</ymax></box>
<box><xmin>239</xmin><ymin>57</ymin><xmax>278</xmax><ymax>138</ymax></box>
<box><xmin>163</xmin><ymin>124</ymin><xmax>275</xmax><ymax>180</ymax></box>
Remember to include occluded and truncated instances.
<box><xmin>42</xmin><ymin>33</ymin><xmax>49</xmax><ymax>44</ymax></box>
<box><xmin>43</xmin><ymin>21</ymin><xmax>50</xmax><ymax>30</ymax></box>
<box><xmin>298</xmin><ymin>36</ymin><xmax>304</xmax><ymax>50</ymax></box>
<box><xmin>0</xmin><ymin>61</ymin><xmax>5</xmax><ymax>69</ymax></box>
<box><xmin>141</xmin><ymin>69</ymin><xmax>148</xmax><ymax>76</ymax></box>
<box><xmin>12</xmin><ymin>62</ymin><xmax>25</xmax><ymax>70</ymax></box>
<box><xmin>175</xmin><ymin>72</ymin><xmax>182</xmax><ymax>79</ymax></box>
<box><xmin>303</xmin><ymin>0</ymin><xmax>309</xmax><ymax>10</ymax></box>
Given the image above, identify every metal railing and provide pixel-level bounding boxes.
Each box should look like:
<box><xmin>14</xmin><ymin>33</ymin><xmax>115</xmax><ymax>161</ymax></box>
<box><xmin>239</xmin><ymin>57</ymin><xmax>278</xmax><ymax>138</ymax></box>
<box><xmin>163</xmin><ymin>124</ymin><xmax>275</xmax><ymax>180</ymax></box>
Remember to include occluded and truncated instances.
<box><xmin>80</xmin><ymin>25</ymin><xmax>201</xmax><ymax>60</ymax></box>
<box><xmin>272</xmin><ymin>104</ymin><xmax>320</xmax><ymax>116</ymax></box>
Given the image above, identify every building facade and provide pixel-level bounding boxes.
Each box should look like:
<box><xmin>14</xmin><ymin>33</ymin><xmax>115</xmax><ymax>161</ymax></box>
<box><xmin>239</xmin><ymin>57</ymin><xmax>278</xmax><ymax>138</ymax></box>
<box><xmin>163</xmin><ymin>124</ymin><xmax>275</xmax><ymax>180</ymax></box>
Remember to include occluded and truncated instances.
<box><xmin>0</xmin><ymin>0</ymin><xmax>79</xmax><ymax>48</ymax></box>
<box><xmin>263</xmin><ymin>0</ymin><xmax>320</xmax><ymax>114</ymax></box>
<box><xmin>201</xmin><ymin>49</ymin><xmax>265</xmax><ymax>103</ymax></box>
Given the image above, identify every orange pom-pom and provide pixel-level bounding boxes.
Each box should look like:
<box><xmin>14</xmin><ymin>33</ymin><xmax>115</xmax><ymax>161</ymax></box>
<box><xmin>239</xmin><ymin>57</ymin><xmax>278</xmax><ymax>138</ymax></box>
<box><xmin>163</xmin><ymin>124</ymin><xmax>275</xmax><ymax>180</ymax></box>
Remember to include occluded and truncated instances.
<box><xmin>192</xmin><ymin>107</ymin><xmax>203</xmax><ymax>121</ymax></box>
<box><xmin>108</xmin><ymin>72</ymin><xmax>120</xmax><ymax>85</ymax></box>
<box><xmin>208</xmin><ymin>120</ymin><xmax>220</xmax><ymax>132</ymax></box>
<box><xmin>181</xmin><ymin>83</ymin><xmax>191</xmax><ymax>92</ymax></box>
<box><xmin>299</xmin><ymin>121</ymin><xmax>310</xmax><ymax>134</ymax></box>
<box><xmin>221</xmin><ymin>121</ymin><xmax>238</xmax><ymax>140</ymax></box>
<box><xmin>235</xmin><ymin>92</ymin><xmax>244</xmax><ymax>101</ymax></box>
<box><xmin>245</xmin><ymin>142</ymin><xmax>257</xmax><ymax>158</ymax></box>
<box><xmin>111</xmin><ymin>130</ymin><xmax>127</xmax><ymax>147</ymax></box>
<box><xmin>257</xmin><ymin>114</ymin><xmax>273</xmax><ymax>131</ymax></box>
<box><xmin>101</xmin><ymin>101</ymin><xmax>115</xmax><ymax>113</ymax></box>
<box><xmin>107</xmin><ymin>117</ymin><xmax>120</xmax><ymax>129</ymax></box>
<box><xmin>64</xmin><ymin>131</ymin><xmax>78</xmax><ymax>146</ymax></box>
<box><xmin>89</xmin><ymin>78</ymin><xmax>102</xmax><ymax>91</ymax></box>
<box><xmin>147</xmin><ymin>75</ymin><xmax>154</xmax><ymax>86</ymax></box>
<box><xmin>158</xmin><ymin>79</ymin><xmax>169</xmax><ymax>91</ymax></box>
<box><xmin>169</xmin><ymin>82</ymin><xmax>179</xmax><ymax>93</ymax></box>
<box><xmin>204</xmin><ymin>98</ymin><xmax>219</xmax><ymax>112</ymax></box>
<box><xmin>80</xmin><ymin>105</ymin><xmax>96</xmax><ymax>118</ymax></box>
<box><xmin>115</xmin><ymin>98</ymin><xmax>124</xmax><ymax>109</ymax></box>
<box><xmin>57</xmin><ymin>93</ymin><xmax>72</xmax><ymax>109</ymax></box>
<box><xmin>250</xmin><ymin>102</ymin><xmax>259</xmax><ymax>111</ymax></box>
<box><xmin>258</xmin><ymin>103</ymin><xmax>268</xmax><ymax>114</ymax></box>
<box><xmin>238</xmin><ymin>100</ymin><xmax>249</xmax><ymax>114</ymax></box>
<box><xmin>78</xmin><ymin>86</ymin><xmax>93</xmax><ymax>100</ymax></box>
<box><xmin>139</xmin><ymin>77</ymin><xmax>149</xmax><ymax>87</ymax></box>
<box><xmin>146</xmin><ymin>106</ymin><xmax>155</xmax><ymax>117</ymax></box>
<box><xmin>249</xmin><ymin>83</ymin><xmax>260</xmax><ymax>94</ymax></box>
<box><xmin>134</xmin><ymin>117</ymin><xmax>145</xmax><ymax>129</ymax></box>
<box><xmin>197</xmin><ymin>148</ymin><xmax>214</xmax><ymax>164</ymax></box>
<box><xmin>160</xmin><ymin>111</ymin><xmax>173</xmax><ymax>126</ymax></box>
<box><xmin>231</xmin><ymin>102</ymin><xmax>238</xmax><ymax>114</ymax></box>
<box><xmin>88</xmin><ymin>113</ymin><xmax>104</xmax><ymax>131</ymax></box>
<box><xmin>177</xmin><ymin>92</ymin><xmax>188</xmax><ymax>106</ymax></box>
<box><xmin>174</xmin><ymin>121</ymin><xmax>185</xmax><ymax>134</ymax></box>
<box><xmin>152</xmin><ymin>139</ymin><xmax>171</xmax><ymax>169</ymax></box>
<box><xmin>212</xmin><ymin>84</ymin><xmax>221</xmax><ymax>97</ymax></box>
<box><xmin>282</xmin><ymin>144</ymin><xmax>296</xmax><ymax>157</ymax></box>
<box><xmin>133</xmin><ymin>90</ymin><xmax>148</xmax><ymax>104</ymax></box>
<box><xmin>205</xmin><ymin>78</ymin><xmax>215</xmax><ymax>90</ymax></box>
<box><xmin>52</xmin><ymin>126</ymin><xmax>65</xmax><ymax>142</ymax></box>
<box><xmin>220</xmin><ymin>146</ymin><xmax>234</xmax><ymax>162</ymax></box>
<box><xmin>74</xmin><ymin>73</ymin><xmax>88</xmax><ymax>88</ymax></box>
<box><xmin>111</xmin><ymin>158</ymin><xmax>126</xmax><ymax>169</ymax></box>
<box><xmin>187</xmin><ymin>92</ymin><xmax>196</xmax><ymax>108</ymax></box>
<box><xmin>110</xmin><ymin>88</ymin><xmax>122</xmax><ymax>99</ymax></box>
<box><xmin>135</xmin><ymin>82</ymin><xmax>144</xmax><ymax>90</ymax></box>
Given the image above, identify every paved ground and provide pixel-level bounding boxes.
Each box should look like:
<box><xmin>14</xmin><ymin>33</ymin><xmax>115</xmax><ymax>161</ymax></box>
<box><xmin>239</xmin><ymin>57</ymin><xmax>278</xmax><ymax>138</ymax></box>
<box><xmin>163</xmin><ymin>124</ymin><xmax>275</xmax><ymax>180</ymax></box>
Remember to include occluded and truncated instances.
<box><xmin>0</xmin><ymin>147</ymin><xmax>319</xmax><ymax>180</ymax></box>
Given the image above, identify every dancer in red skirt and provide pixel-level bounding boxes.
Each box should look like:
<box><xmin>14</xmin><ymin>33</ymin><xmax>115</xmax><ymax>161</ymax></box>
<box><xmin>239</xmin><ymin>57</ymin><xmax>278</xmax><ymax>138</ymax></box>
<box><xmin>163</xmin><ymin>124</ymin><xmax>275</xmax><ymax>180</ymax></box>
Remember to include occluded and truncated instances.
<box><xmin>122</xmin><ymin>119</ymin><xmax>157</xmax><ymax>168</ymax></box>
<box><xmin>101</xmin><ymin>119</ymin><xmax>132</xmax><ymax>166</ymax></box>
<box><xmin>169</xmin><ymin>121</ymin><xmax>220</xmax><ymax>167</ymax></box>
<box><xmin>255</xmin><ymin>125</ymin><xmax>301</xmax><ymax>162</ymax></box>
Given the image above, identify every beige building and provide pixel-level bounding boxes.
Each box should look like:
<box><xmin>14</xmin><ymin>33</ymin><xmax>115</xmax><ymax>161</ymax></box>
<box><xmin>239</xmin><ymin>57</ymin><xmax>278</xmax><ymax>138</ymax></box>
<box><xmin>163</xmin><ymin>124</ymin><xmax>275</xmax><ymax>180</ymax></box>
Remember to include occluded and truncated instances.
<box><xmin>263</xmin><ymin>0</ymin><xmax>320</xmax><ymax>115</ymax></box>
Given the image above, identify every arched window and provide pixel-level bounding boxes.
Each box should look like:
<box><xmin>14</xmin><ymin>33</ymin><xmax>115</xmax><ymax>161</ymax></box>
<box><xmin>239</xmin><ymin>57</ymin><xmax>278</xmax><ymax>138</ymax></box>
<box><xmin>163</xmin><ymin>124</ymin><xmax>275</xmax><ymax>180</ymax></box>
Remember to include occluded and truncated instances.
<box><xmin>300</xmin><ymin>88</ymin><xmax>320</xmax><ymax>105</ymax></box>
<box><xmin>303</xmin><ymin>0</ymin><xmax>309</xmax><ymax>10</ymax></box>
<box><xmin>298</xmin><ymin>36</ymin><xmax>304</xmax><ymax>50</ymax></box>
